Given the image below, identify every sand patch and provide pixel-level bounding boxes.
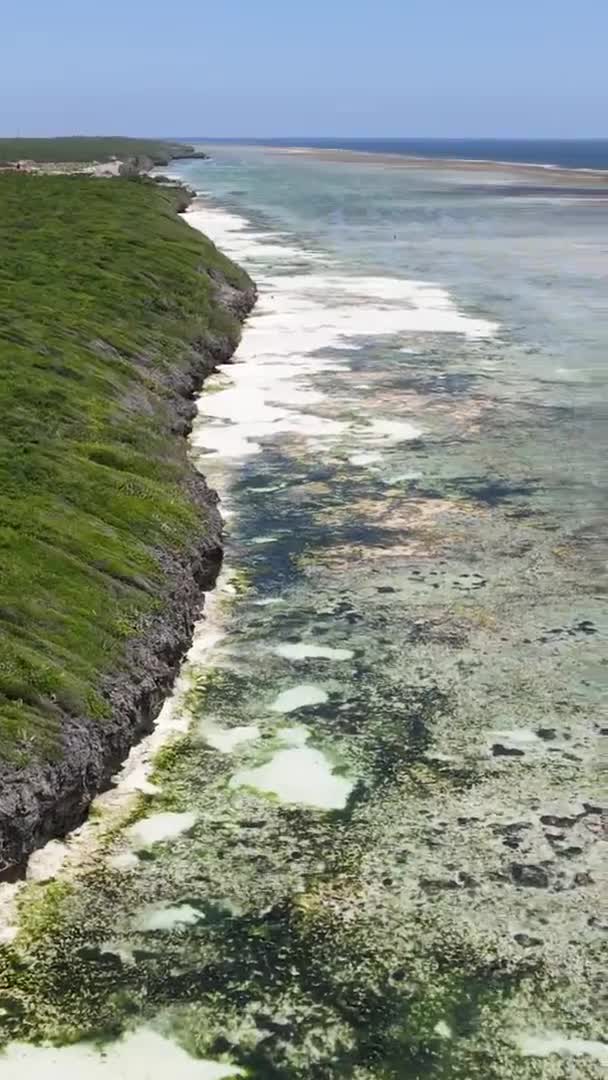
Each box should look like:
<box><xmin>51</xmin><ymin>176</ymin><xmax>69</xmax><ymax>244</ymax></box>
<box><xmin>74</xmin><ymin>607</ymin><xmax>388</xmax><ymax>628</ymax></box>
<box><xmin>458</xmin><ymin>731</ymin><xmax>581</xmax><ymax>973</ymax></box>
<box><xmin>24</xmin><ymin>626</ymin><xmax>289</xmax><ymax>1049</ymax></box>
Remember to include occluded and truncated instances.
<box><xmin>274</xmin><ymin>643</ymin><xmax>353</xmax><ymax>661</ymax></box>
<box><xmin>202</xmin><ymin>724</ymin><xmax>261</xmax><ymax>754</ymax></box>
<box><xmin>270</xmin><ymin>685</ymin><xmax>329</xmax><ymax>712</ymax></box>
<box><xmin>229</xmin><ymin>725</ymin><xmax>354</xmax><ymax>810</ymax></box>
<box><xmin>138</xmin><ymin>904</ymin><xmax>203</xmax><ymax>932</ymax></box>
<box><xmin>516</xmin><ymin>1031</ymin><xmax>608</xmax><ymax>1066</ymax></box>
<box><xmin>127</xmin><ymin>812</ymin><xmax>196</xmax><ymax>848</ymax></box>
<box><xmin>0</xmin><ymin>1028</ymin><xmax>244</xmax><ymax>1078</ymax></box>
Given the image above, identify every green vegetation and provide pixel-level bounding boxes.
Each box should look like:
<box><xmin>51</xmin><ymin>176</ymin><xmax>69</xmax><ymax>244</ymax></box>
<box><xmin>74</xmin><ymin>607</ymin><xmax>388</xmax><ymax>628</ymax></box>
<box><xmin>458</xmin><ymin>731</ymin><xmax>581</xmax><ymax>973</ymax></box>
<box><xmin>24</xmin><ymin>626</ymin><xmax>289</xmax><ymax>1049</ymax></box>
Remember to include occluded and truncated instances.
<box><xmin>0</xmin><ymin>136</ymin><xmax>197</xmax><ymax>164</ymax></box>
<box><xmin>0</xmin><ymin>173</ymin><xmax>250</xmax><ymax>762</ymax></box>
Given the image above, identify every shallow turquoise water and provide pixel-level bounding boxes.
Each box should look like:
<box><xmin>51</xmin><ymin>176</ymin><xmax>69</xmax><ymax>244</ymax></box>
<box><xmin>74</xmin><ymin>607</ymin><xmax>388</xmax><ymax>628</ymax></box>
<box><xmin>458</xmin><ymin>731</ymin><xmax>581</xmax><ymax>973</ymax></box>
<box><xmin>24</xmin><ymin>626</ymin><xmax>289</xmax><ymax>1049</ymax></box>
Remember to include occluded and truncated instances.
<box><xmin>0</xmin><ymin>147</ymin><xmax>605</xmax><ymax>1078</ymax></box>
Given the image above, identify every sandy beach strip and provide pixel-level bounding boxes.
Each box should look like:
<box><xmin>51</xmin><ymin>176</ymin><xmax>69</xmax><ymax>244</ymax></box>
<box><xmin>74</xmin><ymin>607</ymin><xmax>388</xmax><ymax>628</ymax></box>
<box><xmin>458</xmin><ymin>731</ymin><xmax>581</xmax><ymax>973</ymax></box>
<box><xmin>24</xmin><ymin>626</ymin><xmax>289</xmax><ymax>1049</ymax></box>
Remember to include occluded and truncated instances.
<box><xmin>263</xmin><ymin>145</ymin><xmax>608</xmax><ymax>186</ymax></box>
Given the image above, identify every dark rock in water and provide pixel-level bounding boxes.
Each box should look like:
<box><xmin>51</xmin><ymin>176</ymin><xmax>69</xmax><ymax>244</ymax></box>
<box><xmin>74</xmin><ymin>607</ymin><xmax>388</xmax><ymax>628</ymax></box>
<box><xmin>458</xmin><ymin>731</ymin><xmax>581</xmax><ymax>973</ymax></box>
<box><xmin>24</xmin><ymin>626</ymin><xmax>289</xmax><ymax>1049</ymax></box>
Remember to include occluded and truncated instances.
<box><xmin>513</xmin><ymin>933</ymin><xmax>544</xmax><ymax>948</ymax></box>
<box><xmin>583</xmin><ymin>803</ymin><xmax>605</xmax><ymax>815</ymax></box>
<box><xmin>574</xmin><ymin>871</ymin><xmax>594</xmax><ymax>887</ymax></box>
<box><xmin>510</xmin><ymin>863</ymin><xmax>550</xmax><ymax>888</ymax></box>
<box><xmin>540</xmin><ymin>814</ymin><xmax>579</xmax><ymax>829</ymax></box>
<box><xmin>491</xmin><ymin>743</ymin><xmax>525</xmax><ymax>757</ymax></box>
<box><xmin>171</xmin><ymin>151</ymin><xmax>210</xmax><ymax>161</ymax></box>
<box><xmin>494</xmin><ymin>822</ymin><xmax>532</xmax><ymax>836</ymax></box>
<box><xmin>419</xmin><ymin>876</ymin><xmax>460</xmax><ymax>894</ymax></box>
<box><xmin>457</xmin><ymin>870</ymin><xmax>479</xmax><ymax>888</ymax></box>
<box><xmin>493</xmin><ymin>822</ymin><xmax>532</xmax><ymax>851</ymax></box>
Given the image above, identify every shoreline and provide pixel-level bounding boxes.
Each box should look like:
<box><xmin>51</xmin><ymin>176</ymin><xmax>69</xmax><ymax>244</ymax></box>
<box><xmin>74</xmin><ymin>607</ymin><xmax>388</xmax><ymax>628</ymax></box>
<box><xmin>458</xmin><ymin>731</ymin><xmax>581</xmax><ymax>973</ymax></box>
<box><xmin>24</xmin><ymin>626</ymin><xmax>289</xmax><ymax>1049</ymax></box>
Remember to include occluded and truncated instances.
<box><xmin>262</xmin><ymin>144</ymin><xmax>608</xmax><ymax>185</ymax></box>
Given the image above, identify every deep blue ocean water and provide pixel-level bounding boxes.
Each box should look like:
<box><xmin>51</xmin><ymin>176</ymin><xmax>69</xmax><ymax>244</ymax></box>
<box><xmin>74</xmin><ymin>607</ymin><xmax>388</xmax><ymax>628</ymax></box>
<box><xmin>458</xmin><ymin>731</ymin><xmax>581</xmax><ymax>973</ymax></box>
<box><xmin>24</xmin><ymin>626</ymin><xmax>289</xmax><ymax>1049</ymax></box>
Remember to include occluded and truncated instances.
<box><xmin>183</xmin><ymin>137</ymin><xmax>608</xmax><ymax>171</ymax></box>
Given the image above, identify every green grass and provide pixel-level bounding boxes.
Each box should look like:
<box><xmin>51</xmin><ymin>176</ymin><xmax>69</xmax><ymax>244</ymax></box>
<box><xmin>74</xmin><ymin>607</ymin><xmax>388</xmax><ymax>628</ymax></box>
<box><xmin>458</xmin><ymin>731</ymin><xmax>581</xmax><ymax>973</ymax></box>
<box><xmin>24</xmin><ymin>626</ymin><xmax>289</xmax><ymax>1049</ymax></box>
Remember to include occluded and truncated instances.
<box><xmin>0</xmin><ymin>173</ymin><xmax>251</xmax><ymax>763</ymax></box>
<box><xmin>0</xmin><ymin>137</ymin><xmax>196</xmax><ymax>164</ymax></box>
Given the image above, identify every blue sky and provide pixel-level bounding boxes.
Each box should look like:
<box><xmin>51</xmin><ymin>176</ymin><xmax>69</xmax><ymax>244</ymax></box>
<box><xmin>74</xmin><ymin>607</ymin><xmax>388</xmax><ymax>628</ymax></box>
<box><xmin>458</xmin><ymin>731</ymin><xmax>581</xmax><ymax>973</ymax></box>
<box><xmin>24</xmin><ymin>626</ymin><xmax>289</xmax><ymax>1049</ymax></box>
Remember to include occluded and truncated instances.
<box><xmin>2</xmin><ymin>0</ymin><xmax>606</xmax><ymax>138</ymax></box>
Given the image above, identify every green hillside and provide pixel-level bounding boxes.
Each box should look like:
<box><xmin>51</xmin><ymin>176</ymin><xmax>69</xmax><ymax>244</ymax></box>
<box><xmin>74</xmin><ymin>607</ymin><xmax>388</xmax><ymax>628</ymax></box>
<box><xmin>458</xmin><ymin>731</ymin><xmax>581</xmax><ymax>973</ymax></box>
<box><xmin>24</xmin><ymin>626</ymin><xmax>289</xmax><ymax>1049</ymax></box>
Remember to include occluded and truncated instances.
<box><xmin>0</xmin><ymin>136</ymin><xmax>197</xmax><ymax>163</ymax></box>
<box><xmin>0</xmin><ymin>173</ymin><xmax>250</xmax><ymax>764</ymax></box>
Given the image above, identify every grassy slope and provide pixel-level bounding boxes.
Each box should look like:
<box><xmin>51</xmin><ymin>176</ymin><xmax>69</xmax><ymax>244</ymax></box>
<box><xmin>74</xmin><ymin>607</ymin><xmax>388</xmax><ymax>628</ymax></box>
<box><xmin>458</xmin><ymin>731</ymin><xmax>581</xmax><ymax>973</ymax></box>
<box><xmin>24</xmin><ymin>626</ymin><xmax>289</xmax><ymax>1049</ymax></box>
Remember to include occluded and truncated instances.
<box><xmin>0</xmin><ymin>174</ymin><xmax>250</xmax><ymax>764</ymax></box>
<box><xmin>0</xmin><ymin>137</ymin><xmax>194</xmax><ymax>164</ymax></box>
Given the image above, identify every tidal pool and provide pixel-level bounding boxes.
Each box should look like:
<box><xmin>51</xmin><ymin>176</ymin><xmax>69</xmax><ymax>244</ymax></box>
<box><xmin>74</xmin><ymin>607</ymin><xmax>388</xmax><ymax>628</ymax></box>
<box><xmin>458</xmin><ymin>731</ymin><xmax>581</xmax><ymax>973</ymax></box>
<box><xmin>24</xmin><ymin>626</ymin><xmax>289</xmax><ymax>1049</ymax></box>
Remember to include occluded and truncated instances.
<box><xmin>229</xmin><ymin>725</ymin><xmax>355</xmax><ymax>810</ymax></box>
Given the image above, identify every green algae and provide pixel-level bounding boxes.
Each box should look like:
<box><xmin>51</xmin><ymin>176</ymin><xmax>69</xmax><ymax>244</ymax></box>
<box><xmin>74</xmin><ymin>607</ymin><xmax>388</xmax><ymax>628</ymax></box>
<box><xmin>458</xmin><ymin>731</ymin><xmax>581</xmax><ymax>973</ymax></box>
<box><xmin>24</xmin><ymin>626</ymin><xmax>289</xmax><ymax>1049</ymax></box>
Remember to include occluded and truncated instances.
<box><xmin>0</xmin><ymin>860</ymin><xmax>541</xmax><ymax>1077</ymax></box>
<box><xmin>16</xmin><ymin>880</ymin><xmax>75</xmax><ymax>945</ymax></box>
<box><xmin>226</xmin><ymin>568</ymin><xmax>254</xmax><ymax>595</ymax></box>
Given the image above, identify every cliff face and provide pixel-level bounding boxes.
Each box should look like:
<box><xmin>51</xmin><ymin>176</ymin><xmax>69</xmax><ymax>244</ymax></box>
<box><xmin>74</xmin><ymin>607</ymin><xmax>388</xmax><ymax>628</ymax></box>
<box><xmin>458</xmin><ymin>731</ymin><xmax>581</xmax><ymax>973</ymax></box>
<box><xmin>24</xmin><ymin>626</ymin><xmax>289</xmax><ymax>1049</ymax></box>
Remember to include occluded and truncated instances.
<box><xmin>0</xmin><ymin>176</ymin><xmax>255</xmax><ymax>874</ymax></box>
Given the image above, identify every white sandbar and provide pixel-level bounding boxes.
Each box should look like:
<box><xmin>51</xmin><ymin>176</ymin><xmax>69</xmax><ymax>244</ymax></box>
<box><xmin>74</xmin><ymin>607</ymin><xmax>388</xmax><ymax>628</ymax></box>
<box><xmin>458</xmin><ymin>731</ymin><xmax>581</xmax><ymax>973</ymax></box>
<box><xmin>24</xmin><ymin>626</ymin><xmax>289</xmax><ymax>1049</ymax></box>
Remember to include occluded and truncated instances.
<box><xmin>274</xmin><ymin>643</ymin><xmax>353</xmax><ymax>661</ymax></box>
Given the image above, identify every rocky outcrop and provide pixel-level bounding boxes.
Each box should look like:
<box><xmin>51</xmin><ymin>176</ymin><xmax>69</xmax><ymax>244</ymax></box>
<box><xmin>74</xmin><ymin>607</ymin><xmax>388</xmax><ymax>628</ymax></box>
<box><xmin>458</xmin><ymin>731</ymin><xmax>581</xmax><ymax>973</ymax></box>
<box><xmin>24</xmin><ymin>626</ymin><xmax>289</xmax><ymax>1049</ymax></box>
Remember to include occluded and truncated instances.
<box><xmin>170</xmin><ymin>151</ymin><xmax>211</xmax><ymax>161</ymax></box>
<box><xmin>118</xmin><ymin>155</ymin><xmax>157</xmax><ymax>176</ymax></box>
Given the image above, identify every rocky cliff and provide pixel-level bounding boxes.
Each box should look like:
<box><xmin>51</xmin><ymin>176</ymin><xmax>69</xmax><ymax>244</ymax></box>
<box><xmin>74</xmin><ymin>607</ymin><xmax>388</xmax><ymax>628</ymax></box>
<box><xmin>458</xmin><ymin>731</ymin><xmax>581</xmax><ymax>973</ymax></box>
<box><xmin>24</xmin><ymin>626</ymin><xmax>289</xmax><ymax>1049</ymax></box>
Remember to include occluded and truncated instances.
<box><xmin>0</xmin><ymin>175</ymin><xmax>255</xmax><ymax>874</ymax></box>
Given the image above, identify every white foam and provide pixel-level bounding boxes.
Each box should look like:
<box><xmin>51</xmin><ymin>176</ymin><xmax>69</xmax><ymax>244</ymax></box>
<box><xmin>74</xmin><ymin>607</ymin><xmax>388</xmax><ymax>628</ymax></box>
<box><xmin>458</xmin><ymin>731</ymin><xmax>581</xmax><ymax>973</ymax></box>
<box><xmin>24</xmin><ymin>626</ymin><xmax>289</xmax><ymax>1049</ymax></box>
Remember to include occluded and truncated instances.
<box><xmin>274</xmin><ymin>643</ymin><xmax>353</xmax><ymax>661</ymax></box>
<box><xmin>138</xmin><ymin>904</ymin><xmax>202</xmax><ymax>932</ymax></box>
<box><xmin>278</xmin><ymin>725</ymin><xmax>311</xmax><ymax>747</ymax></box>
<box><xmin>383</xmin><ymin>471</ymin><xmax>422</xmax><ymax>484</ymax></box>
<box><xmin>270</xmin><ymin>684</ymin><xmax>329</xmax><ymax>713</ymax></box>
<box><xmin>183</xmin><ymin>201</ymin><xmax>496</xmax><ymax>469</ymax></box>
<box><xmin>127</xmin><ymin>812</ymin><xmax>196</xmax><ymax>848</ymax></box>
<box><xmin>361</xmin><ymin>418</ymin><xmax>423</xmax><ymax>443</ymax></box>
<box><xmin>202</xmin><ymin>724</ymin><xmax>261</xmax><ymax>754</ymax></box>
<box><xmin>229</xmin><ymin>745</ymin><xmax>353</xmax><ymax>810</ymax></box>
<box><xmin>0</xmin><ymin>915</ymin><xmax>17</xmax><ymax>941</ymax></box>
<box><xmin>0</xmin><ymin>1028</ymin><xmax>244</xmax><ymax>1078</ymax></box>
<box><xmin>516</xmin><ymin>1031</ymin><xmax>608</xmax><ymax>1066</ymax></box>
<box><xmin>108</xmin><ymin>851</ymin><xmax>140</xmax><ymax>872</ymax></box>
<box><xmin>489</xmin><ymin>729</ymin><xmax>542</xmax><ymax>753</ymax></box>
<box><xmin>490</xmin><ymin>729</ymin><xmax>540</xmax><ymax>743</ymax></box>
<box><xmin>99</xmin><ymin>942</ymin><xmax>136</xmax><ymax>966</ymax></box>
<box><xmin>26</xmin><ymin>840</ymin><xmax>69</xmax><ymax>883</ymax></box>
<box><xmin>433</xmin><ymin>1021</ymin><xmax>453</xmax><ymax>1039</ymax></box>
<box><xmin>253</xmin><ymin>597</ymin><xmax>285</xmax><ymax>606</ymax></box>
<box><xmin>349</xmin><ymin>451</ymin><xmax>383</xmax><ymax>466</ymax></box>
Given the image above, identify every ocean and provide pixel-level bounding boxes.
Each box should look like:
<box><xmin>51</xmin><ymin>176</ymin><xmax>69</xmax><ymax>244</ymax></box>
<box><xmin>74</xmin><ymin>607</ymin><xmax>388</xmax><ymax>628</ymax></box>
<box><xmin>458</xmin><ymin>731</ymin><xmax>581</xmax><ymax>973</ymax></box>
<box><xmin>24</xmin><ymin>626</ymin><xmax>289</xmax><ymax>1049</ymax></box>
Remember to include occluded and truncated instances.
<box><xmin>2</xmin><ymin>144</ymin><xmax>606</xmax><ymax>1077</ymax></box>
<box><xmin>188</xmin><ymin>136</ymin><xmax>608</xmax><ymax>171</ymax></box>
